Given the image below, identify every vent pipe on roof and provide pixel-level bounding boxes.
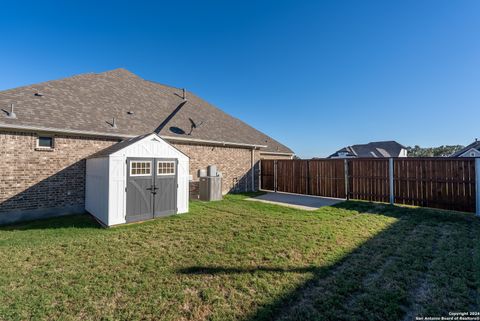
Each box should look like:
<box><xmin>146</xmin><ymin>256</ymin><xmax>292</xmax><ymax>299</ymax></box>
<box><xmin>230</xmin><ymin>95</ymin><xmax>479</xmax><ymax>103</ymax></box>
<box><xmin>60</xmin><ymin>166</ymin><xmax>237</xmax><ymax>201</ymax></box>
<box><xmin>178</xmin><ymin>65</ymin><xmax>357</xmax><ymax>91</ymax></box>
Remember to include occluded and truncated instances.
<box><xmin>182</xmin><ymin>88</ymin><xmax>187</xmax><ymax>101</ymax></box>
<box><xmin>6</xmin><ymin>103</ymin><xmax>16</xmax><ymax>119</ymax></box>
<box><xmin>112</xmin><ymin>117</ymin><xmax>117</xmax><ymax>128</ymax></box>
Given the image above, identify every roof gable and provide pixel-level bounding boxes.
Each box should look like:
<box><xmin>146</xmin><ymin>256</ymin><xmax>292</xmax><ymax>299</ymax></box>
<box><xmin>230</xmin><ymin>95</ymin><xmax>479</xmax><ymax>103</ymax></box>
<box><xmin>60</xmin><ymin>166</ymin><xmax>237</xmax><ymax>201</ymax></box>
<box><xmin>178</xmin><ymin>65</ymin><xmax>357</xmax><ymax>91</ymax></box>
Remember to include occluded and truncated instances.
<box><xmin>451</xmin><ymin>141</ymin><xmax>480</xmax><ymax>157</ymax></box>
<box><xmin>457</xmin><ymin>147</ymin><xmax>480</xmax><ymax>158</ymax></box>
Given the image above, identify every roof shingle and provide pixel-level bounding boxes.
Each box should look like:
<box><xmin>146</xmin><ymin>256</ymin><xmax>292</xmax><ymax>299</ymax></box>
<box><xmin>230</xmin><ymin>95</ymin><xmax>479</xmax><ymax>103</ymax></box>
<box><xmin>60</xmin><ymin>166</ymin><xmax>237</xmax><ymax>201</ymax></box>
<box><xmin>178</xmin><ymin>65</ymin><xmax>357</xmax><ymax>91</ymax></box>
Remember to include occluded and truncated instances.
<box><xmin>0</xmin><ymin>69</ymin><xmax>293</xmax><ymax>154</ymax></box>
<box><xmin>328</xmin><ymin>141</ymin><xmax>406</xmax><ymax>158</ymax></box>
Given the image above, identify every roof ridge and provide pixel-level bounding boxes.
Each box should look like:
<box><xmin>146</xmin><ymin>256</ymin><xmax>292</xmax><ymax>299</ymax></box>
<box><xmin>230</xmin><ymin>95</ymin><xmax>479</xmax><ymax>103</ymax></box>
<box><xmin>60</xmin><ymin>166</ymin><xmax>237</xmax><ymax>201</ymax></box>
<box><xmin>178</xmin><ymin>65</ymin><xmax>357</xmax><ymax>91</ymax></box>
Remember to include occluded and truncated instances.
<box><xmin>100</xmin><ymin>68</ymin><xmax>138</xmax><ymax>78</ymax></box>
<box><xmin>146</xmin><ymin>79</ymin><xmax>183</xmax><ymax>91</ymax></box>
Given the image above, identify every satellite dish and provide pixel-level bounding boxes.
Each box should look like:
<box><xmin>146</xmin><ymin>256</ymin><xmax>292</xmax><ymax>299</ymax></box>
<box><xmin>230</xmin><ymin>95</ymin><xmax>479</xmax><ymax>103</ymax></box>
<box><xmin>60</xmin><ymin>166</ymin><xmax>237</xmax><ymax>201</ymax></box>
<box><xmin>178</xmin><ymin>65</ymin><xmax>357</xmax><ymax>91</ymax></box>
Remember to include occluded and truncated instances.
<box><xmin>188</xmin><ymin>118</ymin><xmax>204</xmax><ymax>135</ymax></box>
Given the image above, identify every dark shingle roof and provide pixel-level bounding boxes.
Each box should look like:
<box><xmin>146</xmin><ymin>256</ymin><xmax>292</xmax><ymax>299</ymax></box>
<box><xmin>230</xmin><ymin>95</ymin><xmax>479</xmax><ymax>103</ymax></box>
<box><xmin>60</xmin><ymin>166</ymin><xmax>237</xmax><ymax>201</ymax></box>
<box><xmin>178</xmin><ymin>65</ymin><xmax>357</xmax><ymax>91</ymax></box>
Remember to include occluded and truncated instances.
<box><xmin>328</xmin><ymin>141</ymin><xmax>406</xmax><ymax>158</ymax></box>
<box><xmin>0</xmin><ymin>69</ymin><xmax>293</xmax><ymax>154</ymax></box>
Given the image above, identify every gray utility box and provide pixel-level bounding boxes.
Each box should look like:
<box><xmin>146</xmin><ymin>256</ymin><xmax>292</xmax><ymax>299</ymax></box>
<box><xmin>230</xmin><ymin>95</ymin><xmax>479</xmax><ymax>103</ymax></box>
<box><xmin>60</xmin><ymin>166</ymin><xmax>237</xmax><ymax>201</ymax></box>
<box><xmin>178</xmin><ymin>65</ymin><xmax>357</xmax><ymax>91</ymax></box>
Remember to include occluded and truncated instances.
<box><xmin>199</xmin><ymin>176</ymin><xmax>222</xmax><ymax>201</ymax></box>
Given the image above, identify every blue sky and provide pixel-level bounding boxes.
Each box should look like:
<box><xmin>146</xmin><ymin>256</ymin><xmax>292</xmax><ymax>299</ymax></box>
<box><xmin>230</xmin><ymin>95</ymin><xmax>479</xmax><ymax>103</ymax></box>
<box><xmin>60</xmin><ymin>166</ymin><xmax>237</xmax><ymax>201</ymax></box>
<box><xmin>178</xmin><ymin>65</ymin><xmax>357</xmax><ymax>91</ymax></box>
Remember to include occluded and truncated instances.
<box><xmin>1</xmin><ymin>1</ymin><xmax>479</xmax><ymax>158</ymax></box>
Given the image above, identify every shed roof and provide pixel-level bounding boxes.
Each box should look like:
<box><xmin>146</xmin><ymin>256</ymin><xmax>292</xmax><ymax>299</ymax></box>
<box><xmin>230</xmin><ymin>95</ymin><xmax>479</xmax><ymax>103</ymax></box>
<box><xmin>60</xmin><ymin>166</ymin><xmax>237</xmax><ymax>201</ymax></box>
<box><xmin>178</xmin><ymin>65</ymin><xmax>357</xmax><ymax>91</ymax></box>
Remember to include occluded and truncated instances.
<box><xmin>0</xmin><ymin>69</ymin><xmax>293</xmax><ymax>154</ymax></box>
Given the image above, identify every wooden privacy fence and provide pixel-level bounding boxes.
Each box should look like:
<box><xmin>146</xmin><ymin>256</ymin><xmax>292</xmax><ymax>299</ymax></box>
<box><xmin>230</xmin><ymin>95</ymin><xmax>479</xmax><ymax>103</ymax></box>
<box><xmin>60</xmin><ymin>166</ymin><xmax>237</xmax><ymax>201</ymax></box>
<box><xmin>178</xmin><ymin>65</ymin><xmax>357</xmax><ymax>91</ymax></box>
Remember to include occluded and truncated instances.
<box><xmin>260</xmin><ymin>158</ymin><xmax>479</xmax><ymax>213</ymax></box>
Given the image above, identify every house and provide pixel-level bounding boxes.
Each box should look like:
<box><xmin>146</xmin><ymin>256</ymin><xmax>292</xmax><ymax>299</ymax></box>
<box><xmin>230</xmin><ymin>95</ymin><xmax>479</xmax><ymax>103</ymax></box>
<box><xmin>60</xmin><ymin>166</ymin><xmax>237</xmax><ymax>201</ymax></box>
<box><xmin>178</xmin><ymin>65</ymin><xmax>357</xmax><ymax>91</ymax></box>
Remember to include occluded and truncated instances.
<box><xmin>328</xmin><ymin>141</ymin><xmax>407</xmax><ymax>158</ymax></box>
<box><xmin>450</xmin><ymin>139</ymin><xmax>480</xmax><ymax>157</ymax></box>
<box><xmin>0</xmin><ymin>69</ymin><xmax>294</xmax><ymax>224</ymax></box>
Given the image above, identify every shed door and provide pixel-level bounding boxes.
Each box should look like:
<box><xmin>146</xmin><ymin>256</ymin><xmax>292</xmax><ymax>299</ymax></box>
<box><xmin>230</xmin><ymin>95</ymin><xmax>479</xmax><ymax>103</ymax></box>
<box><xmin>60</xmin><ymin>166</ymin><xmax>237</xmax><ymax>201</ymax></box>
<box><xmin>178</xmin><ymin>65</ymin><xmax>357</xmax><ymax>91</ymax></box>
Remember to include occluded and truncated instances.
<box><xmin>154</xmin><ymin>159</ymin><xmax>177</xmax><ymax>217</ymax></box>
<box><xmin>126</xmin><ymin>158</ymin><xmax>154</xmax><ymax>223</ymax></box>
<box><xmin>126</xmin><ymin>158</ymin><xmax>177</xmax><ymax>223</ymax></box>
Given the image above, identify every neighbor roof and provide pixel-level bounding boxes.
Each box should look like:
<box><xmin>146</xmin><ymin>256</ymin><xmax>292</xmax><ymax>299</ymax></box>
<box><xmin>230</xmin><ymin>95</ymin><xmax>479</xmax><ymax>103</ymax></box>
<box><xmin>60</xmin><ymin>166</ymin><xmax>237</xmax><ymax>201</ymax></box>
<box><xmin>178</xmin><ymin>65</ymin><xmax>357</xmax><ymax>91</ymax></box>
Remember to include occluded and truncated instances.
<box><xmin>0</xmin><ymin>69</ymin><xmax>292</xmax><ymax>154</ymax></box>
<box><xmin>450</xmin><ymin>140</ymin><xmax>480</xmax><ymax>157</ymax></box>
<box><xmin>328</xmin><ymin>141</ymin><xmax>406</xmax><ymax>158</ymax></box>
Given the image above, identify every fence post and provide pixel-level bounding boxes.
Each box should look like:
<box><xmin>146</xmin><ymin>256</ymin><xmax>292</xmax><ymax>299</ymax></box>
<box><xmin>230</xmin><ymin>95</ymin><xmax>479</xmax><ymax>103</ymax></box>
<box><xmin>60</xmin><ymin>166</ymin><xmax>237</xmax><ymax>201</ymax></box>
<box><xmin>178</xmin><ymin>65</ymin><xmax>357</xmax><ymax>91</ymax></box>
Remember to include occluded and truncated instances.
<box><xmin>259</xmin><ymin>159</ymin><xmax>262</xmax><ymax>191</ymax></box>
<box><xmin>306</xmin><ymin>160</ymin><xmax>310</xmax><ymax>195</ymax></box>
<box><xmin>389</xmin><ymin>158</ymin><xmax>394</xmax><ymax>205</ymax></box>
<box><xmin>344</xmin><ymin>159</ymin><xmax>349</xmax><ymax>200</ymax></box>
<box><xmin>274</xmin><ymin>160</ymin><xmax>278</xmax><ymax>192</ymax></box>
<box><xmin>476</xmin><ymin>158</ymin><xmax>480</xmax><ymax>216</ymax></box>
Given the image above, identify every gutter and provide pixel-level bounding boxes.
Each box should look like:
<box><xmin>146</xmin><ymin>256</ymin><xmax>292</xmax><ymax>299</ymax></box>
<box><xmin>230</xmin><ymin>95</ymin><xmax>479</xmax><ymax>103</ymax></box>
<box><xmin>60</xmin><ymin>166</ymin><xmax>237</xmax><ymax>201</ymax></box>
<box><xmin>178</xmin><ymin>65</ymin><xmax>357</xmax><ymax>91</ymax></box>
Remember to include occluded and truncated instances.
<box><xmin>0</xmin><ymin>123</ymin><xmax>134</xmax><ymax>139</ymax></box>
<box><xmin>161</xmin><ymin>135</ymin><xmax>266</xmax><ymax>149</ymax></box>
<box><xmin>0</xmin><ymin>123</ymin><xmax>269</xmax><ymax>149</ymax></box>
<box><xmin>259</xmin><ymin>151</ymin><xmax>295</xmax><ymax>156</ymax></box>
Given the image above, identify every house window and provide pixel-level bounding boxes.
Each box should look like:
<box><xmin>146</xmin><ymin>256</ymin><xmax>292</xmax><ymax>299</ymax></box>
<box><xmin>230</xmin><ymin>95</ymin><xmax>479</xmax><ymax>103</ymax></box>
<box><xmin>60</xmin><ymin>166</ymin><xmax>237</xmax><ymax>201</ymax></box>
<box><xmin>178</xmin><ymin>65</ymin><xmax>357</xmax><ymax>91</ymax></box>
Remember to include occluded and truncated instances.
<box><xmin>36</xmin><ymin>135</ymin><xmax>54</xmax><ymax>149</ymax></box>
<box><xmin>157</xmin><ymin>161</ymin><xmax>175</xmax><ymax>176</ymax></box>
<box><xmin>471</xmin><ymin>152</ymin><xmax>476</xmax><ymax>157</ymax></box>
<box><xmin>130</xmin><ymin>161</ymin><xmax>151</xmax><ymax>176</ymax></box>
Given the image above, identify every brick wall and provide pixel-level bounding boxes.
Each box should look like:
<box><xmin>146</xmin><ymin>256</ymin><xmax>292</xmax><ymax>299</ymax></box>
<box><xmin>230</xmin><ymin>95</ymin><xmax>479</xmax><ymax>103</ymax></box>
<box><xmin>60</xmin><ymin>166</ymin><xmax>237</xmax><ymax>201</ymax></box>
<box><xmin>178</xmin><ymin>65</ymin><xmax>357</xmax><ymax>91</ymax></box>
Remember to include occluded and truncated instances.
<box><xmin>0</xmin><ymin>131</ymin><xmax>118</xmax><ymax>214</ymax></box>
<box><xmin>0</xmin><ymin>131</ymin><xmax>290</xmax><ymax>218</ymax></box>
<box><xmin>172</xmin><ymin>143</ymin><xmax>259</xmax><ymax>196</ymax></box>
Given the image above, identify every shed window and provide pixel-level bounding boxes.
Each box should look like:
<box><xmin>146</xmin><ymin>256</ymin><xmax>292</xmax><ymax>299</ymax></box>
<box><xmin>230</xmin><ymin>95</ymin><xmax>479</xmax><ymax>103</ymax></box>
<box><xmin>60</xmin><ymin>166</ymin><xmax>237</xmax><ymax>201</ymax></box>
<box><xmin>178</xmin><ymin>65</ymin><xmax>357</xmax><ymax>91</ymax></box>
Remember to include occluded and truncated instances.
<box><xmin>37</xmin><ymin>136</ymin><xmax>54</xmax><ymax>149</ymax></box>
<box><xmin>157</xmin><ymin>161</ymin><xmax>175</xmax><ymax>175</ymax></box>
<box><xmin>130</xmin><ymin>161</ymin><xmax>151</xmax><ymax>176</ymax></box>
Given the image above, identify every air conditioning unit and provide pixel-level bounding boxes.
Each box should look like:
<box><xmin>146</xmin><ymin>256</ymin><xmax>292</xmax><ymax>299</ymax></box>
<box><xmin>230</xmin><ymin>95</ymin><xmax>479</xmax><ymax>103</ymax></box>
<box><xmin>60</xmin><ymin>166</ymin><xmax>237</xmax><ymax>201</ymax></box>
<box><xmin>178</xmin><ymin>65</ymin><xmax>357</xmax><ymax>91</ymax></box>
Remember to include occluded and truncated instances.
<box><xmin>199</xmin><ymin>165</ymin><xmax>222</xmax><ymax>201</ymax></box>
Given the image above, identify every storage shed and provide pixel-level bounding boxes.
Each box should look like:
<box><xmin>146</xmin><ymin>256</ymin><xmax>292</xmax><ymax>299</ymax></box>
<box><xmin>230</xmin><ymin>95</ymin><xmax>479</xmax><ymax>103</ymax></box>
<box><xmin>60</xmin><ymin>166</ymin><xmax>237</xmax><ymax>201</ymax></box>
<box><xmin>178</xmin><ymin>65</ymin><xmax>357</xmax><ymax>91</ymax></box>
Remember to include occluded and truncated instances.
<box><xmin>85</xmin><ymin>133</ymin><xmax>189</xmax><ymax>226</ymax></box>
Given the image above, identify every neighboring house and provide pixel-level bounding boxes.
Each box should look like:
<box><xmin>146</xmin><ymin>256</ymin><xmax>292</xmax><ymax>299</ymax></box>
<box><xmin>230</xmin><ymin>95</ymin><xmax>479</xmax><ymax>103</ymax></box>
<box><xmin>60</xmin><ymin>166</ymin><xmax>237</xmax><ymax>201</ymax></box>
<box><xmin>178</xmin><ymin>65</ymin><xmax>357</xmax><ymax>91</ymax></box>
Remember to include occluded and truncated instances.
<box><xmin>450</xmin><ymin>139</ymin><xmax>480</xmax><ymax>157</ymax></box>
<box><xmin>328</xmin><ymin>141</ymin><xmax>407</xmax><ymax>158</ymax></box>
<box><xmin>0</xmin><ymin>69</ymin><xmax>293</xmax><ymax>223</ymax></box>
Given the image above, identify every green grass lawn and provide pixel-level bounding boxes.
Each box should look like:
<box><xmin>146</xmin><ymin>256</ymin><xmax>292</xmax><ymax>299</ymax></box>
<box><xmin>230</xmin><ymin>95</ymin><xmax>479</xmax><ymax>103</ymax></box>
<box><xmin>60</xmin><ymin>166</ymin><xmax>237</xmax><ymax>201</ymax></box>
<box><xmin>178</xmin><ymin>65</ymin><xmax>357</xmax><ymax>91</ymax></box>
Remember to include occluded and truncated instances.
<box><xmin>0</xmin><ymin>194</ymin><xmax>479</xmax><ymax>321</ymax></box>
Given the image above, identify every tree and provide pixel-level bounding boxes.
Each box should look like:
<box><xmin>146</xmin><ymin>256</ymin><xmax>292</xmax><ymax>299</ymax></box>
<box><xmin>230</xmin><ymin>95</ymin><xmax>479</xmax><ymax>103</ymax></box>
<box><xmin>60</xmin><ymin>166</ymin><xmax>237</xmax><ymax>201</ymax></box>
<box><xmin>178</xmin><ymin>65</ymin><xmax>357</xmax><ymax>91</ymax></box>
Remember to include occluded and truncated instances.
<box><xmin>406</xmin><ymin>145</ymin><xmax>464</xmax><ymax>157</ymax></box>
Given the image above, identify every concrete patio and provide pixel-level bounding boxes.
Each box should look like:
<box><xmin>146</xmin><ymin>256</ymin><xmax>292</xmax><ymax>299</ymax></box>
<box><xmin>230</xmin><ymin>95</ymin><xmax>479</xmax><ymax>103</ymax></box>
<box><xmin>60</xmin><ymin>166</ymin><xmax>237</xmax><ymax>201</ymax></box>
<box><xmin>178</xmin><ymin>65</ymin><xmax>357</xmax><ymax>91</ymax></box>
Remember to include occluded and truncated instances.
<box><xmin>246</xmin><ymin>192</ymin><xmax>344</xmax><ymax>211</ymax></box>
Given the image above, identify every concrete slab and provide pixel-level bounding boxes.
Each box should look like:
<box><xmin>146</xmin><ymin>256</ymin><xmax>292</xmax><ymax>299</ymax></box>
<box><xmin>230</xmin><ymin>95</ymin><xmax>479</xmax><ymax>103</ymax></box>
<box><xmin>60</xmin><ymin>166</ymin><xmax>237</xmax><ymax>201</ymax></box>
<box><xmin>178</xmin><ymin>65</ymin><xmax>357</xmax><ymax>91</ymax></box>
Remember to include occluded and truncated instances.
<box><xmin>246</xmin><ymin>192</ymin><xmax>344</xmax><ymax>211</ymax></box>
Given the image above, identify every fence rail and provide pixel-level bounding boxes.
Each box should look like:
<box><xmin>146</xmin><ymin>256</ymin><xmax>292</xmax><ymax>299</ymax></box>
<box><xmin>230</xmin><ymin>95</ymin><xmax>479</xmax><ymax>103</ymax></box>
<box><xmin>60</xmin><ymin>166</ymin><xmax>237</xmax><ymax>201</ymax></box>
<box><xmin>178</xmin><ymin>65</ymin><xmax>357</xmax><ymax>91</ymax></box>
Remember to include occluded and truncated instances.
<box><xmin>260</xmin><ymin>158</ymin><xmax>478</xmax><ymax>213</ymax></box>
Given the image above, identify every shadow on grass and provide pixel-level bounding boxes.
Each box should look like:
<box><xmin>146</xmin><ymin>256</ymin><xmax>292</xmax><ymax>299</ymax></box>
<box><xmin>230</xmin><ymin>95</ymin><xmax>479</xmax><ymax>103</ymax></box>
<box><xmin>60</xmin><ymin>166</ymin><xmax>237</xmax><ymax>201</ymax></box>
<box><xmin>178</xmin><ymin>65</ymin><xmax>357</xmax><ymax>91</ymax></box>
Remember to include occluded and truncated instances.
<box><xmin>178</xmin><ymin>200</ymin><xmax>478</xmax><ymax>321</ymax></box>
<box><xmin>228</xmin><ymin>191</ymin><xmax>268</xmax><ymax>198</ymax></box>
<box><xmin>0</xmin><ymin>214</ymin><xmax>101</xmax><ymax>231</ymax></box>
<box><xmin>178</xmin><ymin>266</ymin><xmax>318</xmax><ymax>275</ymax></box>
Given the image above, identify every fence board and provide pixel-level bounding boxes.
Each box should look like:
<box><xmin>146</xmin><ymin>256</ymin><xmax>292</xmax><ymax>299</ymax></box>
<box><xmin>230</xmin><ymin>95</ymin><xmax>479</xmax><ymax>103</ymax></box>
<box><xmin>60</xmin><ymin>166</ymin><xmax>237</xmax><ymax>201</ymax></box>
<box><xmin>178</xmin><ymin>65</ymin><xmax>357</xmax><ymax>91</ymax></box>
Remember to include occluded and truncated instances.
<box><xmin>260</xmin><ymin>158</ymin><xmax>476</xmax><ymax>213</ymax></box>
<box><xmin>260</xmin><ymin>160</ymin><xmax>275</xmax><ymax>191</ymax></box>
<box><xmin>307</xmin><ymin>159</ymin><xmax>346</xmax><ymax>198</ymax></box>
<box><xmin>393</xmin><ymin>158</ymin><xmax>476</xmax><ymax>212</ymax></box>
<box><xmin>348</xmin><ymin>159</ymin><xmax>389</xmax><ymax>203</ymax></box>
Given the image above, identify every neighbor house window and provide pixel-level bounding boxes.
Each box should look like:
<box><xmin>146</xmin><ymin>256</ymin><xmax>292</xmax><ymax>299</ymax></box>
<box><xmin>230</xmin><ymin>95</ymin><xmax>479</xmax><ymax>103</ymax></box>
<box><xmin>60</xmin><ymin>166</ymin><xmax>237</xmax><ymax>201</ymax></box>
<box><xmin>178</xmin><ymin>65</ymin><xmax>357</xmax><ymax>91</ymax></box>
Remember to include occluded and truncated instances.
<box><xmin>36</xmin><ymin>135</ymin><xmax>54</xmax><ymax>149</ymax></box>
<box><xmin>157</xmin><ymin>161</ymin><xmax>175</xmax><ymax>175</ymax></box>
<box><xmin>130</xmin><ymin>161</ymin><xmax>151</xmax><ymax>176</ymax></box>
